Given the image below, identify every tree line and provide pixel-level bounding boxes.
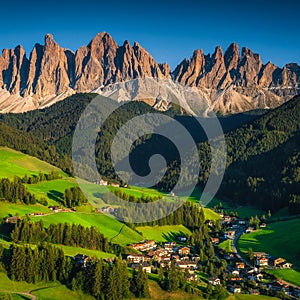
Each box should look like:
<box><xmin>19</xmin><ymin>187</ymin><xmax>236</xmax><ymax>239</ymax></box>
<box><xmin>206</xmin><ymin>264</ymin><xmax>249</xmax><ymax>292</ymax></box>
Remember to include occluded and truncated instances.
<box><xmin>9</xmin><ymin>219</ymin><xmax>127</xmax><ymax>254</ymax></box>
<box><xmin>0</xmin><ymin>177</ymin><xmax>36</xmax><ymax>205</ymax></box>
<box><xmin>0</xmin><ymin>243</ymin><xmax>149</xmax><ymax>300</ymax></box>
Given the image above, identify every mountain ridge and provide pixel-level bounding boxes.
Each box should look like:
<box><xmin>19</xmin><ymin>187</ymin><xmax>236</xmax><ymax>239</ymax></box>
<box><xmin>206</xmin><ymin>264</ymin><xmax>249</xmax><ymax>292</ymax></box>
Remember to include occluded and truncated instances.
<box><xmin>0</xmin><ymin>32</ymin><xmax>299</xmax><ymax>114</ymax></box>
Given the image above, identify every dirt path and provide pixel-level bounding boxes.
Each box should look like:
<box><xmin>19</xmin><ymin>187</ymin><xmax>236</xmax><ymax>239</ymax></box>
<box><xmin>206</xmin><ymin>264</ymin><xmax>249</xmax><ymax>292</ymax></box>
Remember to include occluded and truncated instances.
<box><xmin>0</xmin><ymin>284</ymin><xmax>62</xmax><ymax>300</ymax></box>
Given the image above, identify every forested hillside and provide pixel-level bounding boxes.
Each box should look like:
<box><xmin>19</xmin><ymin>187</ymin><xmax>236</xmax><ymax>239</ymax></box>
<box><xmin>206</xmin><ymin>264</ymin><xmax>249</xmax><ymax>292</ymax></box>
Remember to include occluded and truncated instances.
<box><xmin>0</xmin><ymin>92</ymin><xmax>299</xmax><ymax>213</ymax></box>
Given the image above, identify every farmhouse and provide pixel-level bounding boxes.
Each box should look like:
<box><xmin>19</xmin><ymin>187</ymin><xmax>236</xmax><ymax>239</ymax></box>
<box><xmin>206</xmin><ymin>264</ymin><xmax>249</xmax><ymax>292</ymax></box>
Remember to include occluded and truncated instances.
<box><xmin>163</xmin><ymin>241</ymin><xmax>176</xmax><ymax>251</ymax></box>
<box><xmin>101</xmin><ymin>206</ymin><xmax>115</xmax><ymax>213</ymax></box>
<box><xmin>209</xmin><ymin>277</ymin><xmax>221</xmax><ymax>285</ymax></box>
<box><xmin>126</xmin><ymin>254</ymin><xmax>148</xmax><ymax>263</ymax></box>
<box><xmin>178</xmin><ymin>247</ymin><xmax>190</xmax><ymax>256</ymax></box>
<box><xmin>235</xmin><ymin>262</ymin><xmax>245</xmax><ymax>269</ymax></box>
<box><xmin>186</xmin><ymin>274</ymin><xmax>198</xmax><ymax>281</ymax></box>
<box><xmin>211</xmin><ymin>237</ymin><xmax>220</xmax><ymax>244</ymax></box>
<box><xmin>99</xmin><ymin>179</ymin><xmax>108</xmax><ymax>186</ymax></box>
<box><xmin>130</xmin><ymin>240</ymin><xmax>157</xmax><ymax>252</ymax></box>
<box><xmin>224</xmin><ymin>230</ymin><xmax>235</xmax><ymax>239</ymax></box>
<box><xmin>129</xmin><ymin>262</ymin><xmax>151</xmax><ymax>273</ymax></box>
<box><xmin>176</xmin><ymin>261</ymin><xmax>197</xmax><ymax>270</ymax></box>
<box><xmin>256</xmin><ymin>256</ymin><xmax>269</xmax><ymax>267</ymax></box>
<box><xmin>246</xmin><ymin>227</ymin><xmax>255</xmax><ymax>233</ymax></box>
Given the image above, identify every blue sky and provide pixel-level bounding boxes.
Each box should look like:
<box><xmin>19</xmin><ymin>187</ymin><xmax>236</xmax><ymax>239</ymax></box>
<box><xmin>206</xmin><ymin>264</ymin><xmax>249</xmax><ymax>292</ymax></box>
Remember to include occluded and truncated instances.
<box><xmin>0</xmin><ymin>0</ymin><xmax>299</xmax><ymax>69</ymax></box>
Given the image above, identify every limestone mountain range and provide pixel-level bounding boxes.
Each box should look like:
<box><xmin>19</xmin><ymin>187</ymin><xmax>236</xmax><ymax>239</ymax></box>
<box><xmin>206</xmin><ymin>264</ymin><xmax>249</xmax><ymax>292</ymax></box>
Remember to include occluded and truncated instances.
<box><xmin>0</xmin><ymin>32</ymin><xmax>299</xmax><ymax>114</ymax></box>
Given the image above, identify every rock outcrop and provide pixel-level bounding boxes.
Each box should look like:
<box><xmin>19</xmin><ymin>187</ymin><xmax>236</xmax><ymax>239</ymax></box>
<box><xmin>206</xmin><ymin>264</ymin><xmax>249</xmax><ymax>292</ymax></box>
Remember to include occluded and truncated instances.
<box><xmin>0</xmin><ymin>34</ymin><xmax>299</xmax><ymax>115</ymax></box>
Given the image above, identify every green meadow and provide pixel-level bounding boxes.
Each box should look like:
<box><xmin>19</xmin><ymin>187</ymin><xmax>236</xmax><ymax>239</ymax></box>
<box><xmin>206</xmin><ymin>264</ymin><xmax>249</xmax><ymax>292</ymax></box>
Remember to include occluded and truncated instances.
<box><xmin>136</xmin><ymin>225</ymin><xmax>191</xmax><ymax>242</ymax></box>
<box><xmin>0</xmin><ymin>147</ymin><xmax>62</xmax><ymax>178</ymax></box>
<box><xmin>265</xmin><ymin>269</ymin><xmax>300</xmax><ymax>287</ymax></box>
<box><xmin>238</xmin><ymin>218</ymin><xmax>300</xmax><ymax>268</ymax></box>
<box><xmin>218</xmin><ymin>239</ymin><xmax>233</xmax><ymax>253</ymax></box>
<box><xmin>33</xmin><ymin>212</ymin><xmax>142</xmax><ymax>245</ymax></box>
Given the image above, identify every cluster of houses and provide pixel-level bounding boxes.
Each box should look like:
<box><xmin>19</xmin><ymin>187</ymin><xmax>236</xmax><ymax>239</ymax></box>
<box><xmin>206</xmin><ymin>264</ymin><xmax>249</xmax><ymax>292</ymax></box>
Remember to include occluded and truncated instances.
<box><xmin>127</xmin><ymin>240</ymin><xmax>199</xmax><ymax>278</ymax></box>
<box><xmin>213</xmin><ymin>213</ymin><xmax>298</xmax><ymax>297</ymax></box>
<box><xmin>94</xmin><ymin>179</ymin><xmax>120</xmax><ymax>187</ymax></box>
<box><xmin>48</xmin><ymin>205</ymin><xmax>73</xmax><ymax>213</ymax></box>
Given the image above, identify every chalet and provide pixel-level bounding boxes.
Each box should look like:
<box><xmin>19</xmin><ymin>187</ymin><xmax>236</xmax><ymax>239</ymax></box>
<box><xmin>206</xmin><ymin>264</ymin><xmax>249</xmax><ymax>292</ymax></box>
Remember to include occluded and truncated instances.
<box><xmin>172</xmin><ymin>255</ymin><xmax>180</xmax><ymax>262</ymax></box>
<box><xmin>230</xmin><ymin>277</ymin><xmax>243</xmax><ymax>282</ymax></box>
<box><xmin>74</xmin><ymin>254</ymin><xmax>91</xmax><ymax>268</ymax></box>
<box><xmin>110</xmin><ymin>182</ymin><xmax>120</xmax><ymax>187</ymax></box>
<box><xmin>29</xmin><ymin>212</ymin><xmax>46</xmax><ymax>216</ymax></box>
<box><xmin>246</xmin><ymin>227</ymin><xmax>255</xmax><ymax>233</ymax></box>
<box><xmin>176</xmin><ymin>261</ymin><xmax>197</xmax><ymax>270</ymax></box>
<box><xmin>178</xmin><ymin>247</ymin><xmax>190</xmax><ymax>256</ymax></box>
<box><xmin>211</xmin><ymin>237</ymin><xmax>220</xmax><ymax>244</ymax></box>
<box><xmin>5</xmin><ymin>215</ymin><xmax>22</xmax><ymax>224</ymax></box>
<box><xmin>279</xmin><ymin>261</ymin><xmax>293</xmax><ymax>269</ymax></box>
<box><xmin>126</xmin><ymin>254</ymin><xmax>147</xmax><ymax>263</ymax></box>
<box><xmin>270</xmin><ymin>257</ymin><xmax>285</xmax><ymax>267</ymax></box>
<box><xmin>270</xmin><ymin>257</ymin><xmax>292</xmax><ymax>268</ymax></box>
<box><xmin>163</xmin><ymin>242</ymin><xmax>176</xmax><ymax>251</ymax></box>
<box><xmin>209</xmin><ymin>277</ymin><xmax>221</xmax><ymax>286</ymax></box>
<box><xmin>129</xmin><ymin>262</ymin><xmax>151</xmax><ymax>273</ymax></box>
<box><xmin>254</xmin><ymin>252</ymin><xmax>267</xmax><ymax>259</ymax></box>
<box><xmin>260</xmin><ymin>223</ymin><xmax>267</xmax><ymax>228</ymax></box>
<box><xmin>48</xmin><ymin>205</ymin><xmax>62</xmax><ymax>212</ymax></box>
<box><xmin>224</xmin><ymin>230</ymin><xmax>235</xmax><ymax>239</ymax></box>
<box><xmin>186</xmin><ymin>274</ymin><xmax>198</xmax><ymax>281</ymax></box>
<box><xmin>130</xmin><ymin>240</ymin><xmax>157</xmax><ymax>252</ymax></box>
<box><xmin>99</xmin><ymin>179</ymin><xmax>108</xmax><ymax>186</ymax></box>
<box><xmin>101</xmin><ymin>206</ymin><xmax>115</xmax><ymax>213</ymax></box>
<box><xmin>256</xmin><ymin>256</ymin><xmax>268</xmax><ymax>267</ymax></box>
<box><xmin>235</xmin><ymin>262</ymin><xmax>245</xmax><ymax>269</ymax></box>
<box><xmin>230</xmin><ymin>285</ymin><xmax>241</xmax><ymax>293</ymax></box>
<box><xmin>225</xmin><ymin>253</ymin><xmax>235</xmax><ymax>261</ymax></box>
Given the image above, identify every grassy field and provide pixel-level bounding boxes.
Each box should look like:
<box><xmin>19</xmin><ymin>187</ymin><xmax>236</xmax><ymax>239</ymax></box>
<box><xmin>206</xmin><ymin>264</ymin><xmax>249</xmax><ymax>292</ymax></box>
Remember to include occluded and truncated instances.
<box><xmin>32</xmin><ymin>285</ymin><xmax>95</xmax><ymax>300</ymax></box>
<box><xmin>0</xmin><ymin>147</ymin><xmax>62</xmax><ymax>179</ymax></box>
<box><xmin>109</xmin><ymin>185</ymin><xmax>165</xmax><ymax>198</ymax></box>
<box><xmin>0</xmin><ymin>272</ymin><xmax>94</xmax><ymax>300</ymax></box>
<box><xmin>33</xmin><ymin>212</ymin><xmax>142</xmax><ymax>245</ymax></box>
<box><xmin>136</xmin><ymin>225</ymin><xmax>191</xmax><ymax>242</ymax></box>
<box><xmin>59</xmin><ymin>244</ymin><xmax>116</xmax><ymax>259</ymax></box>
<box><xmin>238</xmin><ymin>219</ymin><xmax>300</xmax><ymax>268</ymax></box>
<box><xmin>0</xmin><ymin>293</ymin><xmax>31</xmax><ymax>299</ymax></box>
<box><xmin>218</xmin><ymin>239</ymin><xmax>233</xmax><ymax>253</ymax></box>
<box><xmin>226</xmin><ymin>295</ymin><xmax>279</xmax><ymax>300</ymax></box>
<box><xmin>25</xmin><ymin>178</ymin><xmax>77</xmax><ymax>205</ymax></box>
<box><xmin>202</xmin><ymin>208</ymin><xmax>221</xmax><ymax>221</ymax></box>
<box><xmin>0</xmin><ymin>201</ymin><xmax>50</xmax><ymax>219</ymax></box>
<box><xmin>265</xmin><ymin>269</ymin><xmax>300</xmax><ymax>287</ymax></box>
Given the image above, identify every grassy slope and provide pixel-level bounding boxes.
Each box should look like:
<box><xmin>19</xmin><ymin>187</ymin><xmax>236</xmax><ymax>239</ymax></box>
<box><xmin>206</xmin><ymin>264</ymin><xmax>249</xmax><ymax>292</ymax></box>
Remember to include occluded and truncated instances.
<box><xmin>0</xmin><ymin>273</ymin><xmax>94</xmax><ymax>300</ymax></box>
<box><xmin>218</xmin><ymin>239</ymin><xmax>233</xmax><ymax>253</ymax></box>
<box><xmin>265</xmin><ymin>269</ymin><xmax>300</xmax><ymax>287</ymax></box>
<box><xmin>238</xmin><ymin>219</ymin><xmax>300</xmax><ymax>267</ymax></box>
<box><xmin>0</xmin><ymin>202</ymin><xmax>50</xmax><ymax>219</ymax></box>
<box><xmin>0</xmin><ymin>147</ymin><xmax>62</xmax><ymax>178</ymax></box>
<box><xmin>33</xmin><ymin>212</ymin><xmax>142</xmax><ymax>245</ymax></box>
<box><xmin>137</xmin><ymin>225</ymin><xmax>191</xmax><ymax>242</ymax></box>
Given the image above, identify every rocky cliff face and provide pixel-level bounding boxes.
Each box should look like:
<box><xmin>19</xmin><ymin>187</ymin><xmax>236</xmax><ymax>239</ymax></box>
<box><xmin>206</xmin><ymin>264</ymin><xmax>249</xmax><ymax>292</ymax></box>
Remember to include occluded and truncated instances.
<box><xmin>173</xmin><ymin>43</ymin><xmax>300</xmax><ymax>114</ymax></box>
<box><xmin>0</xmin><ymin>34</ymin><xmax>299</xmax><ymax>114</ymax></box>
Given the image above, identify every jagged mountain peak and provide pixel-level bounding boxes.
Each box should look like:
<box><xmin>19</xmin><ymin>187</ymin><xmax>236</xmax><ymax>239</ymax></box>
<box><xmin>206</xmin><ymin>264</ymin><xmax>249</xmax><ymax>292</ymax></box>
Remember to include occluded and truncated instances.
<box><xmin>0</xmin><ymin>34</ymin><xmax>299</xmax><ymax>115</ymax></box>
